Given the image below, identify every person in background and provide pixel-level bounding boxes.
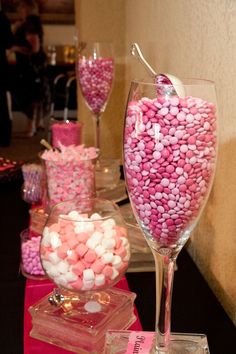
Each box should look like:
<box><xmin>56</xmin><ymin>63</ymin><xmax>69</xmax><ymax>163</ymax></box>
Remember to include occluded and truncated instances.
<box><xmin>0</xmin><ymin>3</ymin><xmax>14</xmax><ymax>147</ymax></box>
<box><xmin>11</xmin><ymin>0</ymin><xmax>50</xmax><ymax>137</ymax></box>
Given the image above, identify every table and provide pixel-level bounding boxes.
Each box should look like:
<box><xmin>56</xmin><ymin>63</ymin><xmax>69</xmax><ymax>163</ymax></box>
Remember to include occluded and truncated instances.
<box><xmin>1</xmin><ymin>177</ymin><xmax>235</xmax><ymax>354</ymax></box>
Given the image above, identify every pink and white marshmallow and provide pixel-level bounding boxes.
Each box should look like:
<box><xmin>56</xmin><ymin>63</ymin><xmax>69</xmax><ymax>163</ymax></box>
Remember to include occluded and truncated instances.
<box><xmin>41</xmin><ymin>144</ymin><xmax>98</xmax><ymax>206</ymax></box>
<box><xmin>41</xmin><ymin>212</ymin><xmax>130</xmax><ymax>291</ymax></box>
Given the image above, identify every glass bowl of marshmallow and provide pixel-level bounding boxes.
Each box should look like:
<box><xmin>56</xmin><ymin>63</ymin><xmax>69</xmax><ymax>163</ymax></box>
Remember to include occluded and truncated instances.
<box><xmin>40</xmin><ymin>197</ymin><xmax>131</xmax><ymax>292</ymax></box>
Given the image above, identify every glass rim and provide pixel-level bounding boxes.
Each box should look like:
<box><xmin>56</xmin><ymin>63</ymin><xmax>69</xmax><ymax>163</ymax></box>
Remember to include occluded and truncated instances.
<box><xmin>39</xmin><ymin>150</ymin><xmax>98</xmax><ymax>162</ymax></box>
<box><xmin>131</xmin><ymin>77</ymin><xmax>215</xmax><ymax>87</ymax></box>
<box><xmin>49</xmin><ymin>197</ymin><xmax>120</xmax><ymax>222</ymax></box>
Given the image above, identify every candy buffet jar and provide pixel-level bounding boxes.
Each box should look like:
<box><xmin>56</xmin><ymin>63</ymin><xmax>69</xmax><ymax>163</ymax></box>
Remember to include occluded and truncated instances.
<box><xmin>40</xmin><ymin>145</ymin><xmax>98</xmax><ymax>208</ymax></box>
<box><xmin>20</xmin><ymin>229</ymin><xmax>46</xmax><ymax>280</ymax></box>
<box><xmin>29</xmin><ymin>198</ymin><xmax>136</xmax><ymax>353</ymax></box>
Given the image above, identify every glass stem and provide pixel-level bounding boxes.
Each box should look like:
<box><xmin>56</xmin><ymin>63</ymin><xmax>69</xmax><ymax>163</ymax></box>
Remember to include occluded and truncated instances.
<box><xmin>94</xmin><ymin>114</ymin><xmax>101</xmax><ymax>150</ymax></box>
<box><xmin>151</xmin><ymin>249</ymin><xmax>176</xmax><ymax>353</ymax></box>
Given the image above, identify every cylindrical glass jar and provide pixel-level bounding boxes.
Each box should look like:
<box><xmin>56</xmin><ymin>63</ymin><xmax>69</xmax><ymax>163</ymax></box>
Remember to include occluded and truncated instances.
<box><xmin>40</xmin><ymin>145</ymin><xmax>98</xmax><ymax>208</ymax></box>
<box><xmin>40</xmin><ymin>198</ymin><xmax>131</xmax><ymax>292</ymax></box>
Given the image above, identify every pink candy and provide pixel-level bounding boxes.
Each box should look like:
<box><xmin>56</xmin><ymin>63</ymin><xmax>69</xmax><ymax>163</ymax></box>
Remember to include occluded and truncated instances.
<box><xmin>41</xmin><ymin>144</ymin><xmax>98</xmax><ymax>207</ymax></box>
<box><xmin>78</xmin><ymin>57</ymin><xmax>114</xmax><ymax>115</ymax></box>
<box><xmin>51</xmin><ymin>121</ymin><xmax>82</xmax><ymax>148</ymax></box>
<box><xmin>124</xmin><ymin>95</ymin><xmax>217</xmax><ymax>246</ymax></box>
<box><xmin>41</xmin><ymin>212</ymin><xmax>130</xmax><ymax>291</ymax></box>
<box><xmin>21</xmin><ymin>236</ymin><xmax>45</xmax><ymax>276</ymax></box>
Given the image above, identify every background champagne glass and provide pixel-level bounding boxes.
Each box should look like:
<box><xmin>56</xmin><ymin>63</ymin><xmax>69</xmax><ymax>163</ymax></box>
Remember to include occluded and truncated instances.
<box><xmin>123</xmin><ymin>79</ymin><xmax>217</xmax><ymax>353</ymax></box>
<box><xmin>77</xmin><ymin>42</ymin><xmax>115</xmax><ymax>152</ymax></box>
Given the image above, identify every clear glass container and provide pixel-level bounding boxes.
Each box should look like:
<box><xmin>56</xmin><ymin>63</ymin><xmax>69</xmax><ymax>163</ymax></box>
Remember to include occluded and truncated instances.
<box><xmin>40</xmin><ymin>197</ymin><xmax>131</xmax><ymax>291</ymax></box>
<box><xmin>95</xmin><ymin>158</ymin><xmax>121</xmax><ymax>191</ymax></box>
<box><xmin>29</xmin><ymin>198</ymin><xmax>136</xmax><ymax>353</ymax></box>
<box><xmin>123</xmin><ymin>78</ymin><xmax>217</xmax><ymax>353</ymax></box>
<box><xmin>40</xmin><ymin>146</ymin><xmax>97</xmax><ymax>208</ymax></box>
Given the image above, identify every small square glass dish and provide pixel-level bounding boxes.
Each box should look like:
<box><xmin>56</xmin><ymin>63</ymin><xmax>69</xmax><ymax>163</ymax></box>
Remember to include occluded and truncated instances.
<box><xmin>104</xmin><ymin>330</ymin><xmax>210</xmax><ymax>354</ymax></box>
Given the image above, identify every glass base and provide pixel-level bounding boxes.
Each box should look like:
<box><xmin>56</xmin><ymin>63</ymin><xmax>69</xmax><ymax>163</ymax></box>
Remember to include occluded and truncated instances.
<box><xmin>104</xmin><ymin>330</ymin><xmax>210</xmax><ymax>354</ymax></box>
<box><xmin>29</xmin><ymin>287</ymin><xmax>136</xmax><ymax>354</ymax></box>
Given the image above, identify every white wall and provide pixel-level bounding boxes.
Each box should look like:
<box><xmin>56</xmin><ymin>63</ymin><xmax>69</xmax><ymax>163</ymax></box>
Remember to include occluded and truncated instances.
<box><xmin>76</xmin><ymin>0</ymin><xmax>236</xmax><ymax>324</ymax></box>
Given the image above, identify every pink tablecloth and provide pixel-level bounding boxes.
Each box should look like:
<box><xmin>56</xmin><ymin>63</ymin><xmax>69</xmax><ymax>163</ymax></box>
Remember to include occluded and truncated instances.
<box><xmin>24</xmin><ymin>277</ymin><xmax>142</xmax><ymax>354</ymax></box>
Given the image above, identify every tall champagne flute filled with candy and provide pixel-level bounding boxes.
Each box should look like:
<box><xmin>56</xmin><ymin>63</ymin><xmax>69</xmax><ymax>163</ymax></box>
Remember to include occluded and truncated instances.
<box><xmin>77</xmin><ymin>42</ymin><xmax>115</xmax><ymax>151</ymax></box>
<box><xmin>123</xmin><ymin>78</ymin><xmax>217</xmax><ymax>353</ymax></box>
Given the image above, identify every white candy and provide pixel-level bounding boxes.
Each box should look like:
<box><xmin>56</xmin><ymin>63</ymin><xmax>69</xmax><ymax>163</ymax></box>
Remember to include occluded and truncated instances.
<box><xmin>75</xmin><ymin>221</ymin><xmax>94</xmax><ymax>234</ymax></box>
<box><xmin>57</xmin><ymin>260</ymin><xmax>70</xmax><ymax>274</ymax></box>
<box><xmin>101</xmin><ymin>218</ymin><xmax>116</xmax><ymax>230</ymax></box>
<box><xmin>110</xmin><ymin>268</ymin><xmax>119</xmax><ymax>280</ymax></box>
<box><xmin>102</xmin><ymin>252</ymin><xmax>114</xmax><ymax>264</ymax></box>
<box><xmin>64</xmin><ymin>271</ymin><xmax>77</xmax><ymax>282</ymax></box>
<box><xmin>83</xmin><ymin>268</ymin><xmax>95</xmax><ymax>281</ymax></box>
<box><xmin>42</xmin><ymin>260</ymin><xmax>52</xmax><ymax>271</ymax></box>
<box><xmin>86</xmin><ymin>231</ymin><xmax>103</xmax><ymax>249</ymax></box>
<box><xmin>55</xmin><ymin>274</ymin><xmax>68</xmax><ymax>287</ymax></box>
<box><xmin>68</xmin><ymin>210</ymin><xmax>80</xmax><ymax>219</ymax></box>
<box><xmin>43</xmin><ymin>226</ymin><xmax>50</xmax><ymax>237</ymax></box>
<box><xmin>82</xmin><ymin>279</ymin><xmax>94</xmax><ymax>290</ymax></box>
<box><xmin>103</xmin><ymin>228</ymin><xmax>116</xmax><ymax>238</ymax></box>
<box><xmin>102</xmin><ymin>238</ymin><xmax>116</xmax><ymax>250</ymax></box>
<box><xmin>95</xmin><ymin>273</ymin><xmax>105</xmax><ymax>286</ymax></box>
<box><xmin>120</xmin><ymin>236</ymin><xmax>128</xmax><ymax>246</ymax></box>
<box><xmin>46</xmin><ymin>264</ymin><xmax>60</xmax><ymax>277</ymax></box>
<box><xmin>94</xmin><ymin>244</ymin><xmax>106</xmax><ymax>257</ymax></box>
<box><xmin>41</xmin><ymin>234</ymin><xmax>51</xmax><ymax>247</ymax></box>
<box><xmin>86</xmin><ymin>238</ymin><xmax>98</xmax><ymax>250</ymax></box>
<box><xmin>48</xmin><ymin>251</ymin><xmax>61</xmax><ymax>265</ymax></box>
<box><xmin>112</xmin><ymin>255</ymin><xmax>122</xmax><ymax>268</ymax></box>
<box><xmin>123</xmin><ymin>245</ymin><xmax>131</xmax><ymax>262</ymax></box>
<box><xmin>50</xmin><ymin>231</ymin><xmax>62</xmax><ymax>249</ymax></box>
<box><xmin>91</xmin><ymin>231</ymin><xmax>103</xmax><ymax>243</ymax></box>
<box><xmin>90</xmin><ymin>213</ymin><xmax>102</xmax><ymax>220</ymax></box>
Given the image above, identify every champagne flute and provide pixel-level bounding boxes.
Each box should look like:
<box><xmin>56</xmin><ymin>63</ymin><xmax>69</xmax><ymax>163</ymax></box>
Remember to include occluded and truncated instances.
<box><xmin>77</xmin><ymin>41</ymin><xmax>115</xmax><ymax>151</ymax></box>
<box><xmin>123</xmin><ymin>78</ymin><xmax>217</xmax><ymax>353</ymax></box>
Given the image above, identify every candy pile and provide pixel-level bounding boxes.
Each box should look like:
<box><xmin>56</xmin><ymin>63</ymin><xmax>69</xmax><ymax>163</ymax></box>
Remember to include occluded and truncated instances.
<box><xmin>21</xmin><ymin>233</ymin><xmax>45</xmax><ymax>277</ymax></box>
<box><xmin>78</xmin><ymin>57</ymin><xmax>114</xmax><ymax>115</ymax></box>
<box><xmin>41</xmin><ymin>211</ymin><xmax>130</xmax><ymax>291</ymax></box>
<box><xmin>21</xmin><ymin>163</ymin><xmax>43</xmax><ymax>204</ymax></box>
<box><xmin>41</xmin><ymin>144</ymin><xmax>98</xmax><ymax>206</ymax></box>
<box><xmin>51</xmin><ymin>121</ymin><xmax>82</xmax><ymax>148</ymax></box>
<box><xmin>124</xmin><ymin>95</ymin><xmax>217</xmax><ymax>246</ymax></box>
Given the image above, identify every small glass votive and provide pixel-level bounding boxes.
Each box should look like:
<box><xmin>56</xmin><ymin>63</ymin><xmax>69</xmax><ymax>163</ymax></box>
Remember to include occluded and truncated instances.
<box><xmin>21</xmin><ymin>163</ymin><xmax>43</xmax><ymax>204</ymax></box>
<box><xmin>29</xmin><ymin>207</ymin><xmax>48</xmax><ymax>234</ymax></box>
<box><xmin>95</xmin><ymin>158</ymin><xmax>121</xmax><ymax>190</ymax></box>
<box><xmin>20</xmin><ymin>228</ymin><xmax>46</xmax><ymax>280</ymax></box>
<box><xmin>51</xmin><ymin>119</ymin><xmax>82</xmax><ymax>148</ymax></box>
